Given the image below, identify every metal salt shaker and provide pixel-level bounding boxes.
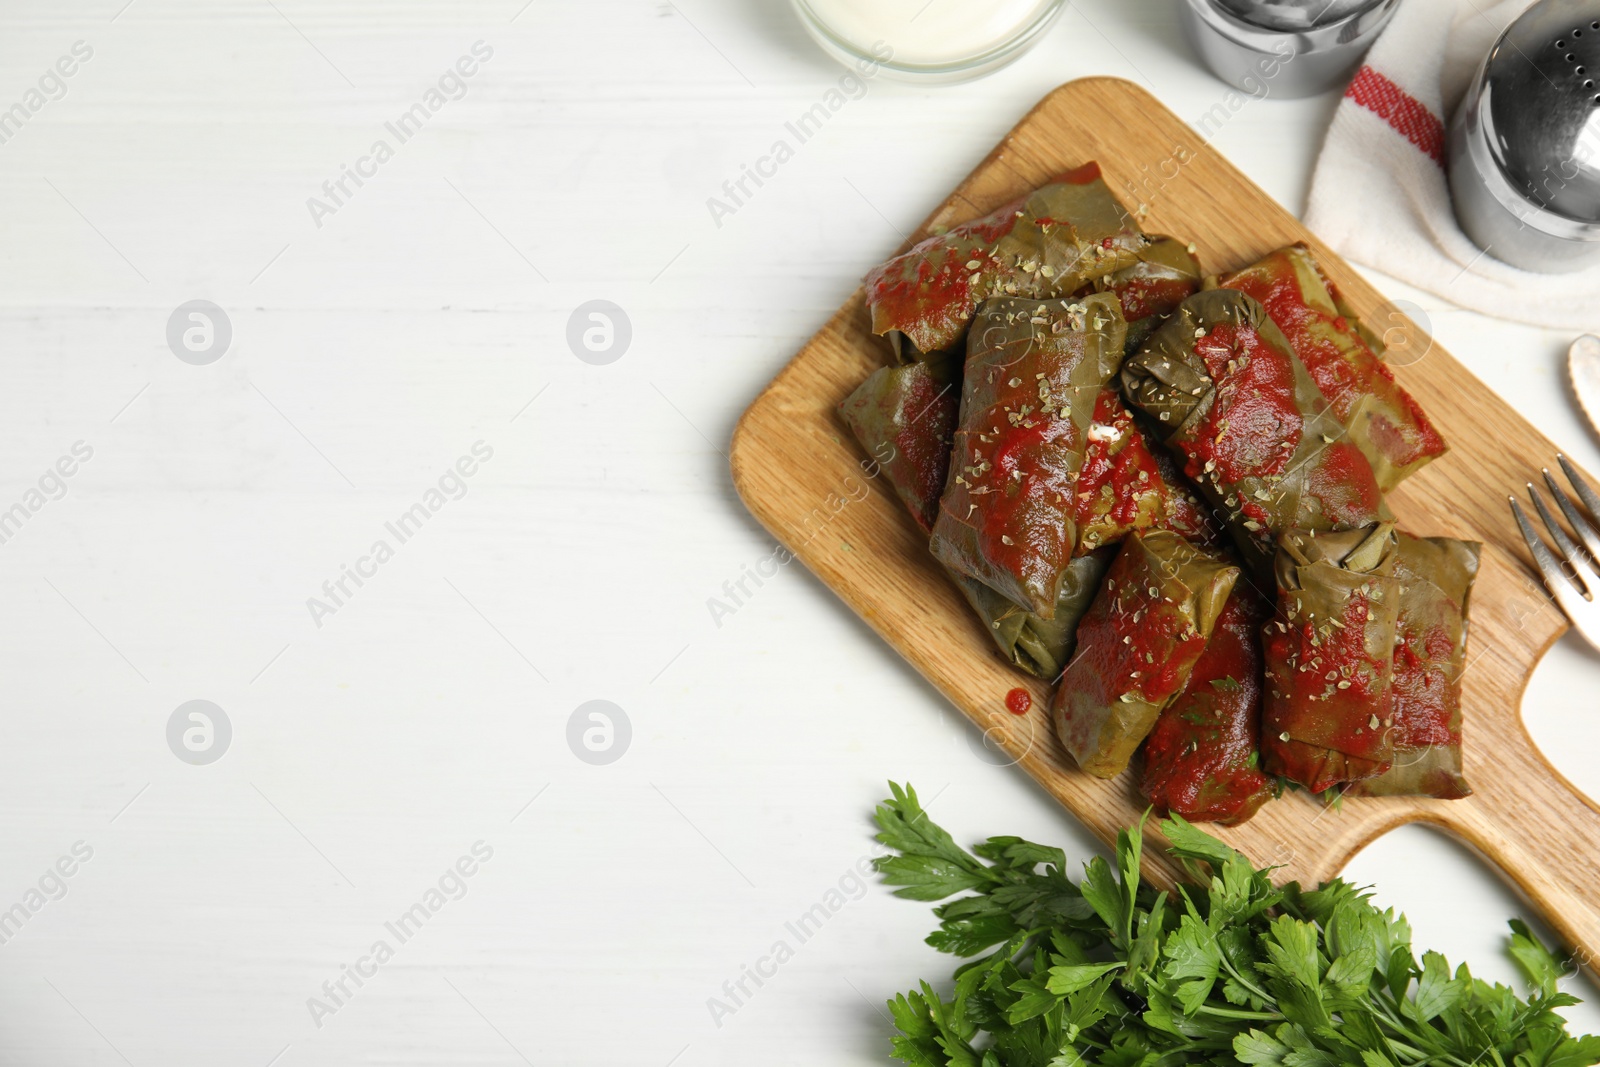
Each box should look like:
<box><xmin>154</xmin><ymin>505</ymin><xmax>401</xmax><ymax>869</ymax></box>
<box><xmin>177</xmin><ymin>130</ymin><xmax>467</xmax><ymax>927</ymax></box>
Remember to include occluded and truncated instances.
<box><xmin>1181</xmin><ymin>0</ymin><xmax>1400</xmax><ymax>99</ymax></box>
<box><xmin>1449</xmin><ymin>0</ymin><xmax>1600</xmax><ymax>273</ymax></box>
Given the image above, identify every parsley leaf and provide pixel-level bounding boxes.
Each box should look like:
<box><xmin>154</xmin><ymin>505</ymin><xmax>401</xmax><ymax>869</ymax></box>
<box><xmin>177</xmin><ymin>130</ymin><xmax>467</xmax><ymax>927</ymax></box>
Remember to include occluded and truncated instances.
<box><xmin>872</xmin><ymin>783</ymin><xmax>1600</xmax><ymax>1067</ymax></box>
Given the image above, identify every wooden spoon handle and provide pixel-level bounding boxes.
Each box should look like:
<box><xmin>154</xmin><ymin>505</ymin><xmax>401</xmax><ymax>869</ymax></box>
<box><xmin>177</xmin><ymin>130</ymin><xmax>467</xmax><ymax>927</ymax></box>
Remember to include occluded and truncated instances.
<box><xmin>1432</xmin><ymin>718</ymin><xmax>1600</xmax><ymax>975</ymax></box>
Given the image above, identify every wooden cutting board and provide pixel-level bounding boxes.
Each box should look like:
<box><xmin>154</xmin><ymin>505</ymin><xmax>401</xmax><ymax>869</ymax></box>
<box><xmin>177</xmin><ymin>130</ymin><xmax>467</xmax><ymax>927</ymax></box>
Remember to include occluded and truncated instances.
<box><xmin>730</xmin><ymin>77</ymin><xmax>1600</xmax><ymax>962</ymax></box>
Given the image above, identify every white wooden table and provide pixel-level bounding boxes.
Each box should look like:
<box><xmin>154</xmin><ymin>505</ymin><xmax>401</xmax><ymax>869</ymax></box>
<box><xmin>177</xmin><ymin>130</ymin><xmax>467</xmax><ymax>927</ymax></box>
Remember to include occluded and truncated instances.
<box><xmin>1</xmin><ymin>1</ymin><xmax>1598</xmax><ymax>1063</ymax></box>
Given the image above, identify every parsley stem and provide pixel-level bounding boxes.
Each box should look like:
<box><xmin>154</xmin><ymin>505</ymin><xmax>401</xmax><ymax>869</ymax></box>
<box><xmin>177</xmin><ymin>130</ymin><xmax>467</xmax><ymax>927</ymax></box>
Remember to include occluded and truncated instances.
<box><xmin>1195</xmin><ymin>1004</ymin><xmax>1282</xmax><ymax>1021</ymax></box>
<box><xmin>1217</xmin><ymin>953</ymin><xmax>1274</xmax><ymax>1006</ymax></box>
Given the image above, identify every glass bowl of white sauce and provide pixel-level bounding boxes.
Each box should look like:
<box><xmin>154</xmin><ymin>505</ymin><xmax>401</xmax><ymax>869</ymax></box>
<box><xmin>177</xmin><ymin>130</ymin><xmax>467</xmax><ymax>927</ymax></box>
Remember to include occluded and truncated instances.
<box><xmin>791</xmin><ymin>0</ymin><xmax>1069</xmax><ymax>84</ymax></box>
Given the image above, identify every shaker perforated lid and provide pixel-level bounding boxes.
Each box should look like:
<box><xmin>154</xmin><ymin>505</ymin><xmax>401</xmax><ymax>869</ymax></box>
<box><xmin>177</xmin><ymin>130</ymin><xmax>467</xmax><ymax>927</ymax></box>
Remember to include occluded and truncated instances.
<box><xmin>1484</xmin><ymin>0</ymin><xmax>1600</xmax><ymax>222</ymax></box>
<box><xmin>1211</xmin><ymin>0</ymin><xmax>1384</xmax><ymax>31</ymax></box>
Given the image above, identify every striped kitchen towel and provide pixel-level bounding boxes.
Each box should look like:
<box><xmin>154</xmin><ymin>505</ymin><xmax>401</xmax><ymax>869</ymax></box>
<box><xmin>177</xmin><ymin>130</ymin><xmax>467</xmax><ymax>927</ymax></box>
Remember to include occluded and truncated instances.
<box><xmin>1305</xmin><ymin>0</ymin><xmax>1600</xmax><ymax>329</ymax></box>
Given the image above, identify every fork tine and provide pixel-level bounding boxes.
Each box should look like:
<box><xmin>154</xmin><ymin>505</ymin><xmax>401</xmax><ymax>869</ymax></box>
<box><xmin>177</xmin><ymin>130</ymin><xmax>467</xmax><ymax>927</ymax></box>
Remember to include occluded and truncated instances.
<box><xmin>1543</xmin><ymin>467</ymin><xmax>1600</xmax><ymax>566</ymax></box>
<box><xmin>1557</xmin><ymin>454</ymin><xmax>1600</xmax><ymax>527</ymax></box>
<box><xmin>1525</xmin><ymin>483</ymin><xmax>1596</xmax><ymax>598</ymax></box>
<box><xmin>1510</xmin><ymin>497</ymin><xmax>1594</xmax><ymax>619</ymax></box>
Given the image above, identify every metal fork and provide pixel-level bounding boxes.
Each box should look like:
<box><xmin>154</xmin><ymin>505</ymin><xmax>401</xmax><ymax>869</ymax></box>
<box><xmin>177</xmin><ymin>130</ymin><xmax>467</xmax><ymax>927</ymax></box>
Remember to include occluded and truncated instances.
<box><xmin>1511</xmin><ymin>454</ymin><xmax>1600</xmax><ymax>649</ymax></box>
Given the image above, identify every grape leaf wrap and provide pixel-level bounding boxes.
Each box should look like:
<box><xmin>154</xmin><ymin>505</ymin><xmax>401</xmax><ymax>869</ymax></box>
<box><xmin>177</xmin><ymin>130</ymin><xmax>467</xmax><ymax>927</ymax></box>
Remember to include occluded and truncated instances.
<box><xmin>1263</xmin><ymin>523</ymin><xmax>1402</xmax><ymax>792</ymax></box>
<box><xmin>1217</xmin><ymin>244</ymin><xmax>1447</xmax><ymax>492</ymax></box>
<box><xmin>1120</xmin><ymin>289</ymin><xmax>1389</xmax><ymax>576</ymax></box>
<box><xmin>1141</xmin><ymin>583</ymin><xmax>1274</xmax><ymax>825</ymax></box>
<box><xmin>864</xmin><ymin>163</ymin><xmax>1150</xmax><ymax>361</ymax></box>
<box><xmin>1072</xmin><ymin>387</ymin><xmax>1222</xmax><ymax>556</ymax></box>
<box><xmin>931</xmin><ymin>293</ymin><xmax>1127</xmax><ymax>618</ymax></box>
<box><xmin>1053</xmin><ymin>530</ymin><xmax>1239</xmax><ymax>779</ymax></box>
<box><xmin>1347</xmin><ymin>533</ymin><xmax>1479</xmax><ymax>799</ymax></box>
<box><xmin>839</xmin><ymin>359</ymin><xmax>1108</xmax><ymax>679</ymax></box>
<box><xmin>838</xmin><ymin>361</ymin><xmax>960</xmax><ymax>535</ymax></box>
<box><xmin>1095</xmin><ymin>235</ymin><xmax>1202</xmax><ymax>355</ymax></box>
<box><xmin>954</xmin><ymin>549</ymin><xmax>1114</xmax><ymax>681</ymax></box>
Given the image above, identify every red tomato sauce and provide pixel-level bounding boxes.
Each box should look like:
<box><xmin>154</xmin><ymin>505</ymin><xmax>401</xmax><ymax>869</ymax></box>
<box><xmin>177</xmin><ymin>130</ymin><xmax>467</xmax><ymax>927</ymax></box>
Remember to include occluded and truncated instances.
<box><xmin>1057</xmin><ymin>161</ymin><xmax>1102</xmax><ymax>185</ymax></box>
<box><xmin>1114</xmin><ymin>274</ymin><xmax>1195</xmax><ymax>322</ymax></box>
<box><xmin>1221</xmin><ymin>253</ymin><xmax>1445</xmax><ymax>471</ymax></box>
<box><xmin>1075</xmin><ymin>392</ymin><xmax>1161</xmax><ymax>529</ymax></box>
<box><xmin>1185</xmin><ymin>321</ymin><xmax>1301</xmax><ymax>486</ymax></box>
<box><xmin>1142</xmin><ymin>590</ymin><xmax>1272</xmax><ymax>824</ymax></box>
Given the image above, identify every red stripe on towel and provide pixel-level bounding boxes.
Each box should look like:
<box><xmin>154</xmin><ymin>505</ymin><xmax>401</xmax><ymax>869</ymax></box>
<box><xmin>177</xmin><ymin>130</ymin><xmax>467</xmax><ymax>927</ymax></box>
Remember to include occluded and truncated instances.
<box><xmin>1345</xmin><ymin>65</ymin><xmax>1446</xmax><ymax>167</ymax></box>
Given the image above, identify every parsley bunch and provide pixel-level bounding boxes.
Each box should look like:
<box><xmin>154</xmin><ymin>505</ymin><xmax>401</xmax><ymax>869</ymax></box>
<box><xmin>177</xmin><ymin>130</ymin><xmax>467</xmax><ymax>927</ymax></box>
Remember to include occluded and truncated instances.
<box><xmin>873</xmin><ymin>783</ymin><xmax>1600</xmax><ymax>1067</ymax></box>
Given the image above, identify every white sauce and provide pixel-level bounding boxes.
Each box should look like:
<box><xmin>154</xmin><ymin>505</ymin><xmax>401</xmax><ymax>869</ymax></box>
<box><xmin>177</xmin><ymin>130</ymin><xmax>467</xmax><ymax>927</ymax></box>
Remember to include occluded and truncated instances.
<box><xmin>802</xmin><ymin>0</ymin><xmax>1058</xmax><ymax>67</ymax></box>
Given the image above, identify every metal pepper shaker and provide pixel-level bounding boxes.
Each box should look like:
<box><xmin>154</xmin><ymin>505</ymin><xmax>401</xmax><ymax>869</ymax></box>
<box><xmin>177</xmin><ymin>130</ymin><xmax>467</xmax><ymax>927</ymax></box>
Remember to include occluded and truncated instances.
<box><xmin>1449</xmin><ymin>0</ymin><xmax>1600</xmax><ymax>273</ymax></box>
<box><xmin>1180</xmin><ymin>0</ymin><xmax>1400</xmax><ymax>99</ymax></box>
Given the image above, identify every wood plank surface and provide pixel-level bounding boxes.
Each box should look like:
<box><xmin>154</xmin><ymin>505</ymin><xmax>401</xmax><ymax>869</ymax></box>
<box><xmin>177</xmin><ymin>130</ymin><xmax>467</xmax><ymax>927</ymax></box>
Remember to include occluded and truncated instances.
<box><xmin>731</xmin><ymin>77</ymin><xmax>1600</xmax><ymax>966</ymax></box>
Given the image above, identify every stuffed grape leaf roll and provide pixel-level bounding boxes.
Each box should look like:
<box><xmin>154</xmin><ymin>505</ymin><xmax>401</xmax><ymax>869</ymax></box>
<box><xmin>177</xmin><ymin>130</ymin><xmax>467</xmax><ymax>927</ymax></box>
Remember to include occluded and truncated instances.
<box><xmin>1263</xmin><ymin>523</ymin><xmax>1402</xmax><ymax>792</ymax></box>
<box><xmin>1073</xmin><ymin>388</ymin><xmax>1222</xmax><ymax>556</ymax></box>
<box><xmin>1120</xmin><ymin>289</ymin><xmax>1388</xmax><ymax>575</ymax></box>
<box><xmin>1095</xmin><ymin>236</ymin><xmax>1203</xmax><ymax>354</ymax></box>
<box><xmin>932</xmin><ymin>293</ymin><xmax>1127</xmax><ymax>618</ymax></box>
<box><xmin>838</xmin><ymin>360</ymin><xmax>1108</xmax><ymax>680</ymax></box>
<box><xmin>838</xmin><ymin>361</ymin><xmax>960</xmax><ymax>535</ymax></box>
<box><xmin>955</xmin><ymin>550</ymin><xmax>1114</xmax><ymax>681</ymax></box>
<box><xmin>1217</xmin><ymin>245</ymin><xmax>1447</xmax><ymax>491</ymax></box>
<box><xmin>1141</xmin><ymin>583</ymin><xmax>1274</xmax><ymax>825</ymax></box>
<box><xmin>1347</xmin><ymin>533</ymin><xmax>1479</xmax><ymax>799</ymax></box>
<box><xmin>864</xmin><ymin>163</ymin><xmax>1150</xmax><ymax>361</ymax></box>
<box><xmin>1053</xmin><ymin>530</ymin><xmax>1239</xmax><ymax>779</ymax></box>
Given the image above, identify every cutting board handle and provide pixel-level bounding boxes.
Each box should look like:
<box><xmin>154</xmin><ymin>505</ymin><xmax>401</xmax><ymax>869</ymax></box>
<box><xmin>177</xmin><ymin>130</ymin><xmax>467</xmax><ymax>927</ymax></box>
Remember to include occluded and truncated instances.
<box><xmin>1429</xmin><ymin>717</ymin><xmax>1600</xmax><ymax>978</ymax></box>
